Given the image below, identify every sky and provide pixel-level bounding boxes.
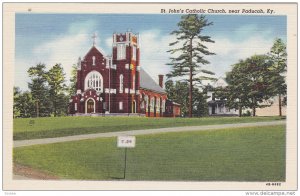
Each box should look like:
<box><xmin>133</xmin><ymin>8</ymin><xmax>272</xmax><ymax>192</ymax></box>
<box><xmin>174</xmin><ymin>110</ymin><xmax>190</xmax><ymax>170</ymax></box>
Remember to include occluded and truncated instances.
<box><xmin>15</xmin><ymin>14</ymin><xmax>286</xmax><ymax>91</ymax></box>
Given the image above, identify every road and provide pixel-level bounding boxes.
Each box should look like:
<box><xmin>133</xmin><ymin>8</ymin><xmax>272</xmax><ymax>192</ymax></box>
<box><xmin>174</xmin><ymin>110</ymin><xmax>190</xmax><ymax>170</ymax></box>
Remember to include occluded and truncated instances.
<box><xmin>14</xmin><ymin>120</ymin><xmax>285</xmax><ymax>148</ymax></box>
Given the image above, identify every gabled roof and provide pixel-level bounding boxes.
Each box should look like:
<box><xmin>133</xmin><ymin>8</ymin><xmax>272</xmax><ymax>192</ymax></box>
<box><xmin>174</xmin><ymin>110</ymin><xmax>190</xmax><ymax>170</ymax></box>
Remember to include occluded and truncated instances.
<box><xmin>84</xmin><ymin>46</ymin><xmax>108</xmax><ymax>60</ymax></box>
<box><xmin>212</xmin><ymin>77</ymin><xmax>228</xmax><ymax>88</ymax></box>
<box><xmin>140</xmin><ymin>68</ymin><xmax>166</xmax><ymax>94</ymax></box>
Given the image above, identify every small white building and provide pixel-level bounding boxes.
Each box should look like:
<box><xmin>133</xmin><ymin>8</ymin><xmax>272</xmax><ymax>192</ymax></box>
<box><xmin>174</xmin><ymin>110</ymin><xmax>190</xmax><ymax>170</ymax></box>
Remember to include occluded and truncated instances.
<box><xmin>206</xmin><ymin>78</ymin><xmax>239</xmax><ymax>116</ymax></box>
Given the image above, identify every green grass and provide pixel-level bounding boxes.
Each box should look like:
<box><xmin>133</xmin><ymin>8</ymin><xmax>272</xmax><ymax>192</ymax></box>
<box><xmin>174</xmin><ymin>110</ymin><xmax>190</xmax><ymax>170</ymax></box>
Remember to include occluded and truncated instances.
<box><xmin>13</xmin><ymin>116</ymin><xmax>284</xmax><ymax>140</ymax></box>
<box><xmin>13</xmin><ymin>125</ymin><xmax>285</xmax><ymax>181</ymax></box>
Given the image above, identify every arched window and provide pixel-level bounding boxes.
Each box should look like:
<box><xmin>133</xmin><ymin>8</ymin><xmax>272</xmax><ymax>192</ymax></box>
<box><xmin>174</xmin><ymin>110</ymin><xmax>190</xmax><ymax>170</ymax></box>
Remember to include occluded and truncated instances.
<box><xmin>119</xmin><ymin>74</ymin><xmax>124</xmax><ymax>93</ymax></box>
<box><xmin>84</xmin><ymin>71</ymin><xmax>103</xmax><ymax>92</ymax></box>
<box><xmin>92</xmin><ymin>56</ymin><xmax>96</xmax><ymax>66</ymax></box>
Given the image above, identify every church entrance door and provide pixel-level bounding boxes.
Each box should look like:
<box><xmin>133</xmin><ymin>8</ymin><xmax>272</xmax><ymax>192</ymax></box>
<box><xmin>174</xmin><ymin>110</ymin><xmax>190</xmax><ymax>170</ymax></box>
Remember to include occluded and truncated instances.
<box><xmin>87</xmin><ymin>99</ymin><xmax>95</xmax><ymax>113</ymax></box>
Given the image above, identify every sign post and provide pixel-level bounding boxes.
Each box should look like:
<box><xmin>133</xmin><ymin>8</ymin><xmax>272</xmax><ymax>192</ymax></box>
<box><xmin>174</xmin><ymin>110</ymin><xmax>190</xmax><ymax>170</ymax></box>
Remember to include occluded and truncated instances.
<box><xmin>117</xmin><ymin>136</ymin><xmax>136</xmax><ymax>179</ymax></box>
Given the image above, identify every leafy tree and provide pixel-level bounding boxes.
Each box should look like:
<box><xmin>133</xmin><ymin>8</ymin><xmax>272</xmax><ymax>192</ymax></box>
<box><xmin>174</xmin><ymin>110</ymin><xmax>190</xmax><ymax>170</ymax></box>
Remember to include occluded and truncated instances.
<box><xmin>13</xmin><ymin>87</ymin><xmax>22</xmax><ymax>118</ymax></box>
<box><xmin>46</xmin><ymin>64</ymin><xmax>67</xmax><ymax>117</ymax></box>
<box><xmin>68</xmin><ymin>64</ymin><xmax>77</xmax><ymax>96</ymax></box>
<box><xmin>28</xmin><ymin>63</ymin><xmax>51</xmax><ymax>117</ymax></box>
<box><xmin>13</xmin><ymin>87</ymin><xmax>35</xmax><ymax>118</ymax></box>
<box><xmin>225</xmin><ymin>55</ymin><xmax>275</xmax><ymax>116</ymax></box>
<box><xmin>167</xmin><ymin>14</ymin><xmax>215</xmax><ymax>117</ymax></box>
<box><xmin>268</xmin><ymin>38</ymin><xmax>287</xmax><ymax>116</ymax></box>
<box><xmin>165</xmin><ymin>80</ymin><xmax>208</xmax><ymax>117</ymax></box>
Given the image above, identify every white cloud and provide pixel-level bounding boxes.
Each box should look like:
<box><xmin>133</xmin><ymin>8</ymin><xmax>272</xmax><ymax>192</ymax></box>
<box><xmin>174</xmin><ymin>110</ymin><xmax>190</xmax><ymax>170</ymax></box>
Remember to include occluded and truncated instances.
<box><xmin>138</xmin><ymin>29</ymin><xmax>274</xmax><ymax>87</ymax></box>
<box><xmin>139</xmin><ymin>30</ymin><xmax>175</xmax><ymax>84</ymax></box>
<box><xmin>29</xmin><ymin>20</ymin><xmax>99</xmax><ymax>87</ymax></box>
<box><xmin>32</xmin><ymin>33</ymin><xmax>91</xmax><ymax>85</ymax></box>
<box><xmin>205</xmin><ymin>35</ymin><xmax>274</xmax><ymax>83</ymax></box>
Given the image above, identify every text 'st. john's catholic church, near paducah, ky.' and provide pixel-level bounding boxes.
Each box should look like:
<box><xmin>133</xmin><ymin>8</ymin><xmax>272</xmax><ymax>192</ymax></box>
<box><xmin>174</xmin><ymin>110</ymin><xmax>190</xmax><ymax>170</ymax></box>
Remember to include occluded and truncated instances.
<box><xmin>69</xmin><ymin>31</ymin><xmax>181</xmax><ymax>117</ymax></box>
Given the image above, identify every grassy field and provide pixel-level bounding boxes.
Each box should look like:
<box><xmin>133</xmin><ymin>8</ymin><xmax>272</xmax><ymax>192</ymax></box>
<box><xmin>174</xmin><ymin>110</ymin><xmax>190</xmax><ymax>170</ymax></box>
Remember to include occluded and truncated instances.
<box><xmin>13</xmin><ymin>116</ymin><xmax>284</xmax><ymax>140</ymax></box>
<box><xmin>13</xmin><ymin>125</ymin><xmax>285</xmax><ymax>181</ymax></box>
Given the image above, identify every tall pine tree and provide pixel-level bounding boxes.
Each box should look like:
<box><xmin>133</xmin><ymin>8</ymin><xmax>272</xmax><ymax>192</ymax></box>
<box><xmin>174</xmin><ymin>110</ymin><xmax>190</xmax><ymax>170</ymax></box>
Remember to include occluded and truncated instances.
<box><xmin>28</xmin><ymin>63</ymin><xmax>51</xmax><ymax>117</ymax></box>
<box><xmin>46</xmin><ymin>64</ymin><xmax>67</xmax><ymax>117</ymax></box>
<box><xmin>268</xmin><ymin>38</ymin><xmax>287</xmax><ymax>116</ymax></box>
<box><xmin>167</xmin><ymin>14</ymin><xmax>215</xmax><ymax>117</ymax></box>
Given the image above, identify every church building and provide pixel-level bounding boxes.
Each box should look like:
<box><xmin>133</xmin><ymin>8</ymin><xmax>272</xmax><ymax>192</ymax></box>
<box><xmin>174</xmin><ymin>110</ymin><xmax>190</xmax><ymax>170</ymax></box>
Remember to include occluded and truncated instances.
<box><xmin>69</xmin><ymin>31</ymin><xmax>180</xmax><ymax>117</ymax></box>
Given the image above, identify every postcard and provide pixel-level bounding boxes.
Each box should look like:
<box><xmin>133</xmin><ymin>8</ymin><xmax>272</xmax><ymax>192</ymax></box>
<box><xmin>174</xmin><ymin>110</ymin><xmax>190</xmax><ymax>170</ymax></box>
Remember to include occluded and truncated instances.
<box><xmin>3</xmin><ymin>2</ymin><xmax>297</xmax><ymax>191</ymax></box>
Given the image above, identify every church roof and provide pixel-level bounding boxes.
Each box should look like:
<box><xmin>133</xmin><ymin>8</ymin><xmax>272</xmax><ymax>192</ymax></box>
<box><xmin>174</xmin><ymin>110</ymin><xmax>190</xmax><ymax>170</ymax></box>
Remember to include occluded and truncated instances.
<box><xmin>140</xmin><ymin>68</ymin><xmax>166</xmax><ymax>94</ymax></box>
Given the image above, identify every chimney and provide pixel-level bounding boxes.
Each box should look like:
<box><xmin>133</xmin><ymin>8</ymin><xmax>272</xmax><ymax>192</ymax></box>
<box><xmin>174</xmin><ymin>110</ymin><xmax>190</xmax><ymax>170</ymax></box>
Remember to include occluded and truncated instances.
<box><xmin>158</xmin><ymin>75</ymin><xmax>164</xmax><ymax>88</ymax></box>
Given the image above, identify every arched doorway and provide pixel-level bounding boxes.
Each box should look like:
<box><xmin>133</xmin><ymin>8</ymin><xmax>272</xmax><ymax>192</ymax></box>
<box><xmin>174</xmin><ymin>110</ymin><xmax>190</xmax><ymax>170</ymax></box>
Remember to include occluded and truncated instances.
<box><xmin>86</xmin><ymin>98</ymin><xmax>95</xmax><ymax>113</ymax></box>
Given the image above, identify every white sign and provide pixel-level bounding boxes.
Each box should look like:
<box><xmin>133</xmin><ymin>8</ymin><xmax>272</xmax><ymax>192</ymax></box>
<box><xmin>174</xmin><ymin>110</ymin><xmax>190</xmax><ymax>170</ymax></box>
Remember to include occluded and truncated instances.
<box><xmin>117</xmin><ymin>136</ymin><xmax>136</xmax><ymax>148</ymax></box>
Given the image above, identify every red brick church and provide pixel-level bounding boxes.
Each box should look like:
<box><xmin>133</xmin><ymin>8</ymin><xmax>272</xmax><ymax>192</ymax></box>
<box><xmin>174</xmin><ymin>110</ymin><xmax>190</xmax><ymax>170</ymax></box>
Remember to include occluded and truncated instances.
<box><xmin>69</xmin><ymin>31</ymin><xmax>180</xmax><ymax>117</ymax></box>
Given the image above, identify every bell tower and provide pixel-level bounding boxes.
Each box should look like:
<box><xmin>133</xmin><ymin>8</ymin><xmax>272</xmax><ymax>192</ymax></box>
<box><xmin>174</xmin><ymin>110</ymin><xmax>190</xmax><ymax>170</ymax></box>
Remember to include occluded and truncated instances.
<box><xmin>112</xmin><ymin>30</ymin><xmax>140</xmax><ymax>113</ymax></box>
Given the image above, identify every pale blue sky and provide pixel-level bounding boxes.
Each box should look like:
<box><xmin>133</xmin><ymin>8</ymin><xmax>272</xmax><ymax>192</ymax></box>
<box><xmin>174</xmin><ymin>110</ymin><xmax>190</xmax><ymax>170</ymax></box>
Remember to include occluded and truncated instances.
<box><xmin>15</xmin><ymin>14</ymin><xmax>286</xmax><ymax>91</ymax></box>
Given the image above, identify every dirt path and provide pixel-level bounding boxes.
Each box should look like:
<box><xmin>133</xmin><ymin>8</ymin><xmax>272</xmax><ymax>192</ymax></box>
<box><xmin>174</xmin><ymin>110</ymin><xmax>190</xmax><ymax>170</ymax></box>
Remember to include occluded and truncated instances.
<box><xmin>13</xmin><ymin>163</ymin><xmax>59</xmax><ymax>180</ymax></box>
<box><xmin>14</xmin><ymin>120</ymin><xmax>285</xmax><ymax>148</ymax></box>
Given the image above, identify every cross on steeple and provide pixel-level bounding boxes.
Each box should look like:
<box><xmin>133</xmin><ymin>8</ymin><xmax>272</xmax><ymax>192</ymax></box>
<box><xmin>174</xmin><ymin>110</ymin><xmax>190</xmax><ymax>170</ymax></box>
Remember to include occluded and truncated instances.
<box><xmin>92</xmin><ymin>32</ymin><xmax>97</xmax><ymax>46</ymax></box>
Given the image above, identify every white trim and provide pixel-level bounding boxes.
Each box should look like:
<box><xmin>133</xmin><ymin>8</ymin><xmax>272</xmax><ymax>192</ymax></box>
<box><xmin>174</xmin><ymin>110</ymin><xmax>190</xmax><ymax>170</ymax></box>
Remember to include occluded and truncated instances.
<box><xmin>125</xmin><ymin>88</ymin><xmax>129</xmax><ymax>93</ymax></box>
<box><xmin>136</xmin><ymin>66</ymin><xmax>140</xmax><ymax>71</ymax></box>
<box><xmin>130</xmin><ymin>89</ymin><xmax>135</xmax><ymax>94</ymax></box>
<box><xmin>136</xmin><ymin>90</ymin><xmax>139</xmax><ymax>95</ymax></box>
<box><xmin>119</xmin><ymin>101</ymin><xmax>123</xmax><ymax>110</ymax></box>
<box><xmin>132</xmin><ymin>45</ymin><xmax>136</xmax><ymax>60</ymax></box>
<box><xmin>125</xmin><ymin>64</ymin><xmax>129</xmax><ymax>69</ymax></box>
<box><xmin>105</xmin><ymin>88</ymin><xmax>116</xmax><ymax>94</ymax></box>
<box><xmin>85</xmin><ymin>98</ymin><xmax>96</xmax><ymax>114</ymax></box>
<box><xmin>75</xmin><ymin>103</ymin><xmax>77</xmax><ymax>111</ymax></box>
<box><xmin>76</xmin><ymin>89</ymin><xmax>81</xmax><ymax>94</ymax></box>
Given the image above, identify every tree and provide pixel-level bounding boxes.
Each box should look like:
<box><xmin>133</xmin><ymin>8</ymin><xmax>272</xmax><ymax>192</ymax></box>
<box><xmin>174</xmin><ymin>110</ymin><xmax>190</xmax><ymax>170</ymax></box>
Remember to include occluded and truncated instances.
<box><xmin>165</xmin><ymin>79</ymin><xmax>208</xmax><ymax>117</ymax></box>
<box><xmin>13</xmin><ymin>87</ymin><xmax>22</xmax><ymax>118</ymax></box>
<box><xmin>46</xmin><ymin>64</ymin><xmax>67</xmax><ymax>117</ymax></box>
<box><xmin>165</xmin><ymin>80</ymin><xmax>189</xmax><ymax>116</ymax></box>
<box><xmin>13</xmin><ymin>87</ymin><xmax>35</xmax><ymax>118</ymax></box>
<box><xmin>68</xmin><ymin>64</ymin><xmax>77</xmax><ymax>96</ymax></box>
<box><xmin>268</xmin><ymin>38</ymin><xmax>287</xmax><ymax>116</ymax></box>
<box><xmin>167</xmin><ymin>14</ymin><xmax>215</xmax><ymax>117</ymax></box>
<box><xmin>28</xmin><ymin>63</ymin><xmax>51</xmax><ymax>117</ymax></box>
<box><xmin>225</xmin><ymin>55</ymin><xmax>275</xmax><ymax>116</ymax></box>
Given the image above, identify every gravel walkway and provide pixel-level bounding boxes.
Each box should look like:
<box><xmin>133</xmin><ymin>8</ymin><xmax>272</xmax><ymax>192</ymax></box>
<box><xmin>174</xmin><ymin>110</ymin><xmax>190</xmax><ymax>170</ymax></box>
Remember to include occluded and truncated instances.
<box><xmin>14</xmin><ymin>120</ymin><xmax>285</xmax><ymax>148</ymax></box>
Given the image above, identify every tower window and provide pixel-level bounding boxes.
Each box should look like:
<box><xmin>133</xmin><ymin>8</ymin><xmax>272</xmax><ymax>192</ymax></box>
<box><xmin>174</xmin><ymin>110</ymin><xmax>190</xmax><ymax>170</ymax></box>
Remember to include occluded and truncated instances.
<box><xmin>117</xmin><ymin>44</ymin><xmax>126</xmax><ymax>60</ymax></box>
<box><xmin>119</xmin><ymin>74</ymin><xmax>124</xmax><ymax>93</ymax></box>
<box><xmin>92</xmin><ymin>56</ymin><xmax>96</xmax><ymax>66</ymax></box>
<box><xmin>132</xmin><ymin>46</ymin><xmax>136</xmax><ymax>60</ymax></box>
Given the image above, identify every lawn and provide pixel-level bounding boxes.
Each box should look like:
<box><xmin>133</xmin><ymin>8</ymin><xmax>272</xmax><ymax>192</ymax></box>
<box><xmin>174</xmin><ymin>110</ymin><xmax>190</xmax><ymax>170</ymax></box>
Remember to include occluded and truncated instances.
<box><xmin>13</xmin><ymin>125</ymin><xmax>285</xmax><ymax>181</ymax></box>
<box><xmin>13</xmin><ymin>116</ymin><xmax>284</xmax><ymax>140</ymax></box>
